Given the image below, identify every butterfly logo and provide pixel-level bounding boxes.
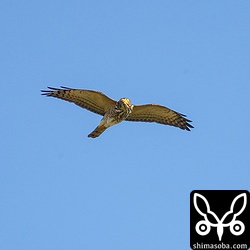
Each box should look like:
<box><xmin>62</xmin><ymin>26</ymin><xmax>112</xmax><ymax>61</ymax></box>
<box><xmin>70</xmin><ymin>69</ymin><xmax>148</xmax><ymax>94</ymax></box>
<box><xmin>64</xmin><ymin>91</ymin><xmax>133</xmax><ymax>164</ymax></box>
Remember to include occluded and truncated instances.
<box><xmin>193</xmin><ymin>192</ymin><xmax>247</xmax><ymax>241</ymax></box>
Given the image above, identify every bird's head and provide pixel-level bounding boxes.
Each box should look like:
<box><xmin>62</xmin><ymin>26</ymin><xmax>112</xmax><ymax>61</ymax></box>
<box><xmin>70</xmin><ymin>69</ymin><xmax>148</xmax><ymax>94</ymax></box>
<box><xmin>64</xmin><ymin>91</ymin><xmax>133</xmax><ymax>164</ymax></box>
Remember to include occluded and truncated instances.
<box><xmin>117</xmin><ymin>98</ymin><xmax>134</xmax><ymax>112</ymax></box>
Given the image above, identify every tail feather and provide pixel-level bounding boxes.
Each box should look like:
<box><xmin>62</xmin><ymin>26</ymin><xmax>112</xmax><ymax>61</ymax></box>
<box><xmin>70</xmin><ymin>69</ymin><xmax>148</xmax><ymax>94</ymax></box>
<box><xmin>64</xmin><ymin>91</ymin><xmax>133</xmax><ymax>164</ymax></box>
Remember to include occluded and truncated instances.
<box><xmin>88</xmin><ymin>125</ymin><xmax>107</xmax><ymax>138</ymax></box>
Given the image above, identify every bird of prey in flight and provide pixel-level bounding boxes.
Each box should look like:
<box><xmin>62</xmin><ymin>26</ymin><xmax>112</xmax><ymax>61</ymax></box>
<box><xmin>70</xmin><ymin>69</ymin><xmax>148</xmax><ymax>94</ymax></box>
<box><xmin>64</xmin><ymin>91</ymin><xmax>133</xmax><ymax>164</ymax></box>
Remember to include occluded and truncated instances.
<box><xmin>41</xmin><ymin>86</ymin><xmax>193</xmax><ymax>138</ymax></box>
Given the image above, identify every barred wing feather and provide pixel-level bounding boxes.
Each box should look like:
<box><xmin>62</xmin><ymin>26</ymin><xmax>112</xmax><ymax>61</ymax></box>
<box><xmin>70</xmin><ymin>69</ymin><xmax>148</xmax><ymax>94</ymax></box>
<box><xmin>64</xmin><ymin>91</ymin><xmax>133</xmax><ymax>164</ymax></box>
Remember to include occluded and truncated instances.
<box><xmin>41</xmin><ymin>86</ymin><xmax>116</xmax><ymax>116</ymax></box>
<box><xmin>126</xmin><ymin>104</ymin><xmax>193</xmax><ymax>131</ymax></box>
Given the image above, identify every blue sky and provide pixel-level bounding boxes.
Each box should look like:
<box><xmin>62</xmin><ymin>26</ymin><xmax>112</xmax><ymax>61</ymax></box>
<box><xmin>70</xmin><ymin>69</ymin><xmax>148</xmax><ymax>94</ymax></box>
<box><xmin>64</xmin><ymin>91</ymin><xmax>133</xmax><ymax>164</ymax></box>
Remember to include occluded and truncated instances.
<box><xmin>1</xmin><ymin>1</ymin><xmax>250</xmax><ymax>249</ymax></box>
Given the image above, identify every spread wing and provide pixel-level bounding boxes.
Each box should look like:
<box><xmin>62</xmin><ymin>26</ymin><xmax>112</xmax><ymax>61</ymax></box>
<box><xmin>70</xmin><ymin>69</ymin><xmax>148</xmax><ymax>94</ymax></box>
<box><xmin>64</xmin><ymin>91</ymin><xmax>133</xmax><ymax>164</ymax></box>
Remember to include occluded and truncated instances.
<box><xmin>126</xmin><ymin>104</ymin><xmax>193</xmax><ymax>131</ymax></box>
<box><xmin>41</xmin><ymin>86</ymin><xmax>116</xmax><ymax>116</ymax></box>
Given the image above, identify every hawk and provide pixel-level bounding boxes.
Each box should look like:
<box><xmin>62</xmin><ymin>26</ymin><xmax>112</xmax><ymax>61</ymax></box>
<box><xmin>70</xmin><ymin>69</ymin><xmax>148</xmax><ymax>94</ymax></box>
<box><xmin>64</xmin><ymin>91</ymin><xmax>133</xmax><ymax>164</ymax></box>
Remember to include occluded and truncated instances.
<box><xmin>41</xmin><ymin>86</ymin><xmax>193</xmax><ymax>138</ymax></box>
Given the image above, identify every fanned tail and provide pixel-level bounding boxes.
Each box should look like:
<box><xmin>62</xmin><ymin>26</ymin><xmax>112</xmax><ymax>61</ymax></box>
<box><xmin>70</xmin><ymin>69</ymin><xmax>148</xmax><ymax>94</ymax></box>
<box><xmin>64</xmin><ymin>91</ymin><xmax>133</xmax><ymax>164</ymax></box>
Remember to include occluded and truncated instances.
<box><xmin>88</xmin><ymin>125</ymin><xmax>107</xmax><ymax>138</ymax></box>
